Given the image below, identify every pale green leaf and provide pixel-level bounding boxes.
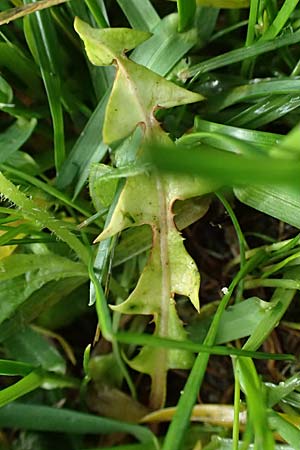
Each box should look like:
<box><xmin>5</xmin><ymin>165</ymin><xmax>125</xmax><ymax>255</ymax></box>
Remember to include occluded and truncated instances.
<box><xmin>126</xmin><ymin>300</ymin><xmax>194</xmax><ymax>376</ymax></box>
<box><xmin>76</xmin><ymin>18</ymin><xmax>208</xmax><ymax>408</ymax></box>
<box><xmin>103</xmin><ymin>58</ymin><xmax>203</xmax><ymax>143</ymax></box>
<box><xmin>74</xmin><ymin>18</ymin><xmax>203</xmax><ymax>144</ymax></box>
<box><xmin>74</xmin><ymin>17</ymin><xmax>151</xmax><ymax>66</ymax></box>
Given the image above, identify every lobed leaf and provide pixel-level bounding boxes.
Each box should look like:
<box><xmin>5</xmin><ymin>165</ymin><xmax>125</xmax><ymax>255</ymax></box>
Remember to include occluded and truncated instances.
<box><xmin>74</xmin><ymin>17</ymin><xmax>151</xmax><ymax>67</ymax></box>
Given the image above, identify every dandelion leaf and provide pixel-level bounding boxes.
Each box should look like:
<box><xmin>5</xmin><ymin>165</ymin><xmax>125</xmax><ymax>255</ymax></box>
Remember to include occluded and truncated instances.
<box><xmin>74</xmin><ymin>17</ymin><xmax>151</xmax><ymax>66</ymax></box>
<box><xmin>76</xmin><ymin>19</ymin><xmax>210</xmax><ymax>407</ymax></box>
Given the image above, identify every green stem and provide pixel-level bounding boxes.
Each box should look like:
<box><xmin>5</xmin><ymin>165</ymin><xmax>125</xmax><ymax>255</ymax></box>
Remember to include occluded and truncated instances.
<box><xmin>217</xmin><ymin>192</ymin><xmax>247</xmax><ymax>302</ymax></box>
<box><xmin>149</xmin><ymin>175</ymin><xmax>170</xmax><ymax>409</ymax></box>
<box><xmin>232</xmin><ymin>364</ymin><xmax>241</xmax><ymax>450</ymax></box>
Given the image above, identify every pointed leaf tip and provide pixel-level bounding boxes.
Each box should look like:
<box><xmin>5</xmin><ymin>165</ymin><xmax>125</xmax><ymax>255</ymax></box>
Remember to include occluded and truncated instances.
<box><xmin>74</xmin><ymin>17</ymin><xmax>152</xmax><ymax>66</ymax></box>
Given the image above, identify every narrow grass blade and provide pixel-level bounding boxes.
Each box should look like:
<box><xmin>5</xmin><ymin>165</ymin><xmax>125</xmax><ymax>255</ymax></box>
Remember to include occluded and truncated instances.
<box><xmin>193</xmin><ymin>117</ymin><xmax>282</xmax><ymax>151</ymax></box>
<box><xmin>178</xmin><ymin>131</ymin><xmax>263</xmax><ymax>156</ymax></box>
<box><xmin>260</xmin><ymin>0</ymin><xmax>300</xmax><ymax>41</ymax></box>
<box><xmin>85</xmin><ymin>0</ymin><xmax>108</xmax><ymax>28</ymax></box>
<box><xmin>0</xmin><ymin>43</ymin><xmax>40</xmax><ymax>92</ymax></box>
<box><xmin>131</xmin><ymin>13</ymin><xmax>198</xmax><ymax>76</ymax></box>
<box><xmin>117</xmin><ymin>0</ymin><xmax>160</xmax><ymax>32</ymax></box>
<box><xmin>236</xmin><ymin>358</ymin><xmax>275</xmax><ymax>448</ymax></box>
<box><xmin>184</xmin><ymin>29</ymin><xmax>300</xmax><ymax>79</ymax></box>
<box><xmin>177</xmin><ymin>0</ymin><xmax>196</xmax><ymax>32</ymax></box>
<box><xmin>268</xmin><ymin>410</ymin><xmax>300</xmax><ymax>449</ymax></box>
<box><xmin>24</xmin><ymin>4</ymin><xmax>65</xmax><ymax>172</ymax></box>
<box><xmin>0</xmin><ymin>370</ymin><xmax>44</xmax><ymax>407</ymax></box>
<box><xmin>208</xmin><ymin>79</ymin><xmax>300</xmax><ymax>112</ymax></box>
<box><xmin>115</xmin><ymin>332</ymin><xmax>294</xmax><ymax>361</ymax></box>
<box><xmin>242</xmin><ymin>267</ymin><xmax>300</xmax><ymax>351</ymax></box>
<box><xmin>229</xmin><ymin>95</ymin><xmax>300</xmax><ymax>129</ymax></box>
<box><xmin>81</xmin><ymin>445</ymin><xmax>154</xmax><ymax>450</ymax></box>
<box><xmin>56</xmin><ymin>89</ymin><xmax>110</xmax><ymax>193</ymax></box>
<box><xmin>267</xmin><ymin>373</ymin><xmax>300</xmax><ymax>408</ymax></box>
<box><xmin>0</xmin><ymin>359</ymin><xmax>34</xmax><ymax>376</ymax></box>
<box><xmin>0</xmin><ymin>403</ymin><xmax>158</xmax><ymax>445</ymax></box>
<box><xmin>235</xmin><ymin>185</ymin><xmax>300</xmax><ymax>229</ymax></box>
<box><xmin>149</xmin><ymin>142</ymin><xmax>300</xmax><ymax>187</ymax></box>
<box><xmin>0</xmin><ymin>370</ymin><xmax>79</xmax><ymax>407</ymax></box>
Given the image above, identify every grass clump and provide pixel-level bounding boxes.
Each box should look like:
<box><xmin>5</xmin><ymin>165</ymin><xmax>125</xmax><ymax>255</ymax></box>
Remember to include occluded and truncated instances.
<box><xmin>0</xmin><ymin>1</ymin><xmax>300</xmax><ymax>449</ymax></box>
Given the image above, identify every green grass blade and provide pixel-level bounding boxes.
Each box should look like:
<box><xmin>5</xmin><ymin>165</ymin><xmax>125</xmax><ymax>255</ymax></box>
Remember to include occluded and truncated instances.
<box><xmin>184</xmin><ymin>29</ymin><xmax>300</xmax><ymax>79</ymax></box>
<box><xmin>208</xmin><ymin>79</ymin><xmax>300</xmax><ymax>112</ymax></box>
<box><xmin>267</xmin><ymin>373</ymin><xmax>300</xmax><ymax>408</ymax></box>
<box><xmin>268</xmin><ymin>411</ymin><xmax>300</xmax><ymax>449</ymax></box>
<box><xmin>0</xmin><ymin>359</ymin><xmax>34</xmax><ymax>376</ymax></box>
<box><xmin>116</xmin><ymin>0</ymin><xmax>160</xmax><ymax>32</ymax></box>
<box><xmin>243</xmin><ymin>0</ymin><xmax>259</xmax><ymax>48</ymax></box>
<box><xmin>260</xmin><ymin>0</ymin><xmax>299</xmax><ymax>41</ymax></box>
<box><xmin>0</xmin><ymin>403</ymin><xmax>158</xmax><ymax>445</ymax></box>
<box><xmin>236</xmin><ymin>358</ymin><xmax>275</xmax><ymax>449</ymax></box>
<box><xmin>228</xmin><ymin>94</ymin><xmax>300</xmax><ymax>129</ymax></box>
<box><xmin>0</xmin><ymin>370</ymin><xmax>44</xmax><ymax>407</ymax></box>
<box><xmin>207</xmin><ymin>437</ymin><xmax>294</xmax><ymax>449</ymax></box>
<box><xmin>131</xmin><ymin>13</ymin><xmax>197</xmax><ymax>75</ymax></box>
<box><xmin>56</xmin><ymin>90</ymin><xmax>110</xmax><ymax>193</ymax></box>
<box><xmin>24</xmin><ymin>4</ymin><xmax>65</xmax><ymax>172</ymax></box>
<box><xmin>242</xmin><ymin>267</ymin><xmax>300</xmax><ymax>351</ymax></box>
<box><xmin>0</xmin><ymin>369</ymin><xmax>78</xmax><ymax>407</ymax></box>
<box><xmin>0</xmin><ymin>43</ymin><xmax>40</xmax><ymax>93</ymax></box>
<box><xmin>80</xmin><ymin>444</ymin><xmax>155</xmax><ymax>450</ymax></box>
<box><xmin>115</xmin><ymin>332</ymin><xmax>294</xmax><ymax>361</ymax></box>
<box><xmin>235</xmin><ymin>185</ymin><xmax>300</xmax><ymax>229</ymax></box>
<box><xmin>85</xmin><ymin>0</ymin><xmax>108</xmax><ymax>28</ymax></box>
<box><xmin>149</xmin><ymin>142</ymin><xmax>300</xmax><ymax>186</ymax></box>
<box><xmin>193</xmin><ymin>117</ymin><xmax>282</xmax><ymax>151</ymax></box>
<box><xmin>178</xmin><ymin>131</ymin><xmax>263</xmax><ymax>156</ymax></box>
<box><xmin>177</xmin><ymin>0</ymin><xmax>196</xmax><ymax>32</ymax></box>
